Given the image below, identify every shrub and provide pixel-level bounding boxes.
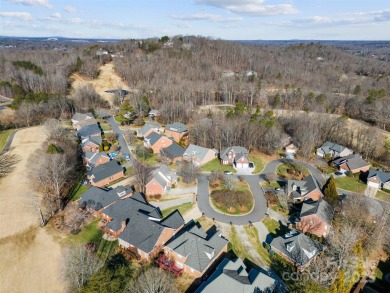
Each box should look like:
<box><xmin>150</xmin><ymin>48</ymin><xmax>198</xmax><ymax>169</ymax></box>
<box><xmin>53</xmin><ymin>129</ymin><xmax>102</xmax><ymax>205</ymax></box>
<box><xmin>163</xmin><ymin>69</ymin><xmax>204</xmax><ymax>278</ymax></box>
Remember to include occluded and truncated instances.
<box><xmin>47</xmin><ymin>143</ymin><xmax>62</xmax><ymax>154</ymax></box>
<box><xmin>171</xmin><ymin>184</ymin><xmax>176</xmax><ymax>189</ymax></box>
<box><xmin>347</xmin><ymin>171</ymin><xmax>354</xmax><ymax>177</ymax></box>
<box><xmin>103</xmin><ymin>145</ymin><xmax>110</xmax><ymax>151</ymax></box>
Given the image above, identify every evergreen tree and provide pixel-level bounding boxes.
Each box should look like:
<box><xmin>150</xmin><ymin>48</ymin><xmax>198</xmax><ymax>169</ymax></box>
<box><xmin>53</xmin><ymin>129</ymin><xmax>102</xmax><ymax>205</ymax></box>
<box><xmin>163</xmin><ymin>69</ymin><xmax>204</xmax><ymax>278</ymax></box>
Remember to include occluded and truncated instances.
<box><xmin>323</xmin><ymin>175</ymin><xmax>338</xmax><ymax>206</ymax></box>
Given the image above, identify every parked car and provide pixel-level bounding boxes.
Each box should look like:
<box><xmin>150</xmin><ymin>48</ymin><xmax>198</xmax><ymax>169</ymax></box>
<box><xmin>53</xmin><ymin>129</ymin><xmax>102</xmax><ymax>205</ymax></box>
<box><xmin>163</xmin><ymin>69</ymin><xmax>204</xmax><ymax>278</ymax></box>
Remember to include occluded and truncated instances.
<box><xmin>249</xmin><ymin>162</ymin><xmax>254</xmax><ymax>168</ymax></box>
<box><xmin>224</xmin><ymin>171</ymin><xmax>233</xmax><ymax>175</ymax></box>
<box><xmin>109</xmin><ymin>152</ymin><xmax>119</xmax><ymax>159</ymax></box>
<box><xmin>124</xmin><ymin>153</ymin><xmax>130</xmax><ymax>161</ymax></box>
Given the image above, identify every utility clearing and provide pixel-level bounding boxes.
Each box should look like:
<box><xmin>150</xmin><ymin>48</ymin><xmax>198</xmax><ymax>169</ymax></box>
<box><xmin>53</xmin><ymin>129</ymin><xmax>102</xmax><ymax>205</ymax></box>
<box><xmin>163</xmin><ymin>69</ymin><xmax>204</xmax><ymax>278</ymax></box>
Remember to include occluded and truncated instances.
<box><xmin>0</xmin><ymin>126</ymin><xmax>65</xmax><ymax>293</ymax></box>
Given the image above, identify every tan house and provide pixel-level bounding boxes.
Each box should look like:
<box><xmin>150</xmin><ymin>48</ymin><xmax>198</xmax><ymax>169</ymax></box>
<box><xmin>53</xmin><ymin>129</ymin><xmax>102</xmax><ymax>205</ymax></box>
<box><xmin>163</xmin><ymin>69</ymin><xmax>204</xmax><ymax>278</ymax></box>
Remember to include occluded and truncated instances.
<box><xmin>367</xmin><ymin>169</ymin><xmax>390</xmax><ymax>190</ymax></box>
<box><xmin>145</xmin><ymin>165</ymin><xmax>178</xmax><ymax>196</ymax></box>
<box><xmin>88</xmin><ymin>160</ymin><xmax>124</xmax><ymax>187</ymax></box>
<box><xmin>164</xmin><ymin>122</ymin><xmax>188</xmax><ymax>143</ymax></box>
<box><xmin>144</xmin><ymin>131</ymin><xmax>173</xmax><ymax>154</ymax></box>
<box><xmin>284</xmin><ymin>142</ymin><xmax>299</xmax><ymax>154</ymax></box>
<box><xmin>183</xmin><ymin>144</ymin><xmax>218</xmax><ymax>166</ymax></box>
<box><xmin>71</xmin><ymin>112</ymin><xmax>94</xmax><ymax>126</ymax></box>
<box><xmin>102</xmin><ymin>193</ymin><xmax>184</xmax><ymax>261</ymax></box>
<box><xmin>163</xmin><ymin>220</ymin><xmax>228</xmax><ymax>278</ymax></box>
<box><xmin>333</xmin><ymin>154</ymin><xmax>370</xmax><ymax>174</ymax></box>
<box><xmin>296</xmin><ymin>199</ymin><xmax>334</xmax><ymax>237</ymax></box>
<box><xmin>219</xmin><ymin>146</ymin><xmax>250</xmax><ymax>168</ymax></box>
<box><xmin>316</xmin><ymin>141</ymin><xmax>353</xmax><ymax>159</ymax></box>
<box><xmin>284</xmin><ymin>175</ymin><xmax>323</xmax><ymax>202</ymax></box>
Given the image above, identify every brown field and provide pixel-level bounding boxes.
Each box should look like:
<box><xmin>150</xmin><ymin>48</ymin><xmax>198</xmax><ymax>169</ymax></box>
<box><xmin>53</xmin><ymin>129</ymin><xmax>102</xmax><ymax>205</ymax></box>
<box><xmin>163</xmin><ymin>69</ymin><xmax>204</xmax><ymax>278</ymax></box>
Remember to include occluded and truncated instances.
<box><xmin>0</xmin><ymin>126</ymin><xmax>65</xmax><ymax>293</ymax></box>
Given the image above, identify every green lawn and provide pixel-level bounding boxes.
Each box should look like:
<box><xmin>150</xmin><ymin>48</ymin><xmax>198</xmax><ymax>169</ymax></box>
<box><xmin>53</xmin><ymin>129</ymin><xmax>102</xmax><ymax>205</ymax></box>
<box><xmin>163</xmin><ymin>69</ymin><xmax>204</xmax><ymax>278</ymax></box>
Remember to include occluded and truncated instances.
<box><xmin>262</xmin><ymin>217</ymin><xmax>281</xmax><ymax>234</ymax></box>
<box><xmin>335</xmin><ymin>176</ymin><xmax>366</xmax><ymax>193</ymax></box>
<box><xmin>67</xmin><ymin>219</ymin><xmax>103</xmax><ymax>244</ymax></box>
<box><xmin>244</xmin><ymin>225</ymin><xmax>271</xmax><ymax>265</ymax></box>
<box><xmin>69</xmin><ymin>182</ymin><xmax>89</xmax><ymax>201</ymax></box>
<box><xmin>249</xmin><ymin>154</ymin><xmax>265</xmax><ymax>174</ymax></box>
<box><xmin>0</xmin><ymin>129</ymin><xmax>13</xmax><ymax>152</ymax></box>
<box><xmin>161</xmin><ymin>202</ymin><xmax>194</xmax><ymax>217</ymax></box>
<box><xmin>277</xmin><ymin>163</ymin><xmax>310</xmax><ymax>179</ymax></box>
<box><xmin>260</xmin><ymin>181</ymin><xmax>280</xmax><ymax>189</ymax></box>
<box><xmin>316</xmin><ymin>165</ymin><xmax>336</xmax><ymax>174</ymax></box>
<box><xmin>376</xmin><ymin>189</ymin><xmax>390</xmax><ymax>203</ymax></box>
<box><xmin>201</xmin><ymin>158</ymin><xmax>236</xmax><ymax>173</ymax></box>
<box><xmin>100</xmin><ymin>123</ymin><xmax>112</xmax><ymax>132</ymax></box>
<box><xmin>229</xmin><ymin>226</ymin><xmax>252</xmax><ymax>261</ymax></box>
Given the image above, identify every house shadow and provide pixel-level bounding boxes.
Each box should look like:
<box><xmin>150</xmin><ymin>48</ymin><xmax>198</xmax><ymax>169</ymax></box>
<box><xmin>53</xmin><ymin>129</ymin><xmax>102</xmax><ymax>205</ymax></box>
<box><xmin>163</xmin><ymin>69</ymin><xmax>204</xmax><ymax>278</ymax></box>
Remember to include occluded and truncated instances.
<box><xmin>265</xmin><ymin>222</ymin><xmax>288</xmax><ymax>244</ymax></box>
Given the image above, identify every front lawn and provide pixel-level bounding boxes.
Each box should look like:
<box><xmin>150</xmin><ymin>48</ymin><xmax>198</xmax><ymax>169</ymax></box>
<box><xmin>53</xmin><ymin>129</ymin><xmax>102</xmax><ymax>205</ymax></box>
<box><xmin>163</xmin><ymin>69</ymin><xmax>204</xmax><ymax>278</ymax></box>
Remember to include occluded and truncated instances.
<box><xmin>335</xmin><ymin>176</ymin><xmax>366</xmax><ymax>193</ymax></box>
<box><xmin>277</xmin><ymin>163</ymin><xmax>310</xmax><ymax>180</ymax></box>
<box><xmin>68</xmin><ymin>179</ymin><xmax>89</xmax><ymax>201</ymax></box>
<box><xmin>260</xmin><ymin>181</ymin><xmax>281</xmax><ymax>189</ymax></box>
<box><xmin>201</xmin><ymin>158</ymin><xmax>236</xmax><ymax>173</ymax></box>
<box><xmin>161</xmin><ymin>202</ymin><xmax>194</xmax><ymax>217</ymax></box>
<box><xmin>229</xmin><ymin>225</ymin><xmax>251</xmax><ymax>261</ymax></box>
<box><xmin>376</xmin><ymin>189</ymin><xmax>390</xmax><ymax>203</ymax></box>
<box><xmin>244</xmin><ymin>225</ymin><xmax>271</xmax><ymax>265</ymax></box>
<box><xmin>98</xmin><ymin>119</ymin><xmax>112</xmax><ymax>131</ymax></box>
<box><xmin>0</xmin><ymin>129</ymin><xmax>13</xmax><ymax>152</ymax></box>
<box><xmin>195</xmin><ymin>216</ymin><xmax>215</xmax><ymax>231</ymax></box>
<box><xmin>249</xmin><ymin>154</ymin><xmax>265</xmax><ymax>174</ymax></box>
<box><xmin>67</xmin><ymin>219</ymin><xmax>103</xmax><ymax>244</ymax></box>
<box><xmin>263</xmin><ymin>217</ymin><xmax>281</xmax><ymax>235</ymax></box>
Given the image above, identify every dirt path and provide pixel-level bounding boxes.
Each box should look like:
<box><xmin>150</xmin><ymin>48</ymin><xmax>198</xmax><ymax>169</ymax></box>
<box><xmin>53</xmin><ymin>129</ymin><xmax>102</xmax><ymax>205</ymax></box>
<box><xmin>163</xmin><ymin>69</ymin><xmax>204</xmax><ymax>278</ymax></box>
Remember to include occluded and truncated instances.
<box><xmin>0</xmin><ymin>126</ymin><xmax>65</xmax><ymax>293</ymax></box>
<box><xmin>70</xmin><ymin>62</ymin><xmax>134</xmax><ymax>105</ymax></box>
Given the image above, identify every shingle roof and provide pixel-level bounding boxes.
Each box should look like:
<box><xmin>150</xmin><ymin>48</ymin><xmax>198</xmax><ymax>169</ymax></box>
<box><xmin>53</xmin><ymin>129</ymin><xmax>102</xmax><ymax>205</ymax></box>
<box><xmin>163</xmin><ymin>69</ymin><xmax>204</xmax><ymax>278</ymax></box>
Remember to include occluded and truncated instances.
<box><xmin>286</xmin><ymin>175</ymin><xmax>322</xmax><ymax>199</ymax></box>
<box><xmin>300</xmin><ymin>199</ymin><xmax>334</xmax><ymax>226</ymax></box>
<box><xmin>184</xmin><ymin>144</ymin><xmax>214</xmax><ymax>162</ymax></box>
<box><xmin>149</xmin><ymin>165</ymin><xmax>177</xmax><ymax>188</ymax></box>
<box><xmin>90</xmin><ymin>160</ymin><xmax>123</xmax><ymax>183</ymax></box>
<box><xmin>195</xmin><ymin>258</ymin><xmax>276</xmax><ymax>293</ymax></box>
<box><xmin>137</xmin><ymin>123</ymin><xmax>160</xmax><ymax>136</ymax></box>
<box><xmin>77</xmin><ymin>124</ymin><xmax>101</xmax><ymax>138</ymax></box>
<box><xmin>270</xmin><ymin>229</ymin><xmax>324</xmax><ymax>266</ymax></box>
<box><xmin>79</xmin><ymin>185</ymin><xmax>133</xmax><ymax>211</ymax></box>
<box><xmin>367</xmin><ymin>169</ymin><xmax>390</xmax><ymax>184</ymax></box>
<box><xmin>81</xmin><ymin>136</ymin><xmax>102</xmax><ymax>147</ymax></box>
<box><xmin>165</xmin><ymin>220</ymin><xmax>228</xmax><ymax>273</ymax></box>
<box><xmin>160</xmin><ymin>143</ymin><xmax>185</xmax><ymax>159</ymax></box>
<box><xmin>220</xmin><ymin>146</ymin><xmax>249</xmax><ymax>161</ymax></box>
<box><xmin>319</xmin><ymin>141</ymin><xmax>348</xmax><ymax>155</ymax></box>
<box><xmin>165</xmin><ymin>122</ymin><xmax>188</xmax><ymax>133</ymax></box>
<box><xmin>75</xmin><ymin>118</ymin><xmax>98</xmax><ymax>129</ymax></box>
<box><xmin>333</xmin><ymin>154</ymin><xmax>370</xmax><ymax>171</ymax></box>
<box><xmin>72</xmin><ymin>112</ymin><xmax>94</xmax><ymax>122</ymax></box>
<box><xmin>144</xmin><ymin>131</ymin><xmax>164</xmax><ymax>146</ymax></box>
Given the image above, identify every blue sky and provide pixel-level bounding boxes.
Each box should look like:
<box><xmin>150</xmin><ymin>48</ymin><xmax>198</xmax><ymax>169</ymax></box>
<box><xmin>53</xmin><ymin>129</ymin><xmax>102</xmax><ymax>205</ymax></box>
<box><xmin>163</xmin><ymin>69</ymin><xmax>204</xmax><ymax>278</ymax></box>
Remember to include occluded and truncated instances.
<box><xmin>1</xmin><ymin>0</ymin><xmax>389</xmax><ymax>40</ymax></box>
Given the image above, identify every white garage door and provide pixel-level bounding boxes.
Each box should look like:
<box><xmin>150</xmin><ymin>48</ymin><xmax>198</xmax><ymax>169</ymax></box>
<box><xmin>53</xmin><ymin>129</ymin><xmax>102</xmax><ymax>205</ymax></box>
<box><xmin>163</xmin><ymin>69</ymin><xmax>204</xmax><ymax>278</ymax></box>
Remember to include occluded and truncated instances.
<box><xmin>286</xmin><ymin>150</ymin><xmax>295</xmax><ymax>153</ymax></box>
<box><xmin>237</xmin><ymin>163</ymin><xmax>248</xmax><ymax>168</ymax></box>
<box><xmin>368</xmin><ymin>181</ymin><xmax>380</xmax><ymax>189</ymax></box>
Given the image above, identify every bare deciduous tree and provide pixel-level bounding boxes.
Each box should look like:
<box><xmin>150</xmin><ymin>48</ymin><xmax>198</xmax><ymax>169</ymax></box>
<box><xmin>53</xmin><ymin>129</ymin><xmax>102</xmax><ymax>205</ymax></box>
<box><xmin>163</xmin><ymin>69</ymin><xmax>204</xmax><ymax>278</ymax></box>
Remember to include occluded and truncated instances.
<box><xmin>127</xmin><ymin>267</ymin><xmax>178</xmax><ymax>293</ymax></box>
<box><xmin>131</xmin><ymin>158</ymin><xmax>153</xmax><ymax>193</ymax></box>
<box><xmin>0</xmin><ymin>153</ymin><xmax>19</xmax><ymax>178</ymax></box>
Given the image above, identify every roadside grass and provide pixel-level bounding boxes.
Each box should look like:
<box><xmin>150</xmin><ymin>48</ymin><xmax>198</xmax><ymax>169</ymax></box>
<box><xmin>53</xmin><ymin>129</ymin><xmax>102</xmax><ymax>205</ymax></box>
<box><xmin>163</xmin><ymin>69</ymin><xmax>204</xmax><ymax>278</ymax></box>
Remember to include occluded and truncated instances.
<box><xmin>260</xmin><ymin>181</ymin><xmax>280</xmax><ymax>189</ymax></box>
<box><xmin>229</xmin><ymin>225</ymin><xmax>252</xmax><ymax>261</ymax></box>
<box><xmin>0</xmin><ymin>129</ymin><xmax>13</xmax><ymax>152</ymax></box>
<box><xmin>277</xmin><ymin>163</ymin><xmax>310</xmax><ymax>179</ymax></box>
<box><xmin>316</xmin><ymin>165</ymin><xmax>336</xmax><ymax>174</ymax></box>
<box><xmin>376</xmin><ymin>189</ymin><xmax>390</xmax><ymax>203</ymax></box>
<box><xmin>249</xmin><ymin>154</ymin><xmax>264</xmax><ymax>174</ymax></box>
<box><xmin>244</xmin><ymin>225</ymin><xmax>271</xmax><ymax>265</ymax></box>
<box><xmin>335</xmin><ymin>176</ymin><xmax>366</xmax><ymax>193</ymax></box>
<box><xmin>262</xmin><ymin>217</ymin><xmax>281</xmax><ymax>235</ymax></box>
<box><xmin>161</xmin><ymin>202</ymin><xmax>194</xmax><ymax>217</ymax></box>
<box><xmin>196</xmin><ymin>216</ymin><xmax>215</xmax><ymax>231</ymax></box>
<box><xmin>201</xmin><ymin>158</ymin><xmax>236</xmax><ymax>173</ymax></box>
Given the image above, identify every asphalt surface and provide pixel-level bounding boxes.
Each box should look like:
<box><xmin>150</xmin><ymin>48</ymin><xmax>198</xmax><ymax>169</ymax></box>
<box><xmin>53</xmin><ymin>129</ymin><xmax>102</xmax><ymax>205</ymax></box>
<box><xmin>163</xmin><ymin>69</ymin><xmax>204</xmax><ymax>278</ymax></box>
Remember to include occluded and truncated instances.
<box><xmin>106</xmin><ymin>116</ymin><xmax>134</xmax><ymax>165</ymax></box>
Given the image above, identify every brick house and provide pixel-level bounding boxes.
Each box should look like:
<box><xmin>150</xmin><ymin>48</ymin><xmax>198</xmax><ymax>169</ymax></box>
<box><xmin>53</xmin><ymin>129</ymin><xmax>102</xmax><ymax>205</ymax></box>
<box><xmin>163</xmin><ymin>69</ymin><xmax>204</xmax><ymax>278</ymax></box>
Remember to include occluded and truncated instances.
<box><xmin>316</xmin><ymin>141</ymin><xmax>353</xmax><ymax>158</ymax></box>
<box><xmin>88</xmin><ymin>160</ymin><xmax>124</xmax><ymax>187</ymax></box>
<box><xmin>102</xmin><ymin>193</ymin><xmax>185</xmax><ymax>261</ymax></box>
<box><xmin>164</xmin><ymin>122</ymin><xmax>188</xmax><ymax>143</ymax></box>
<box><xmin>159</xmin><ymin>142</ymin><xmax>185</xmax><ymax>164</ymax></box>
<box><xmin>296</xmin><ymin>199</ymin><xmax>334</xmax><ymax>237</ymax></box>
<box><xmin>367</xmin><ymin>169</ymin><xmax>390</xmax><ymax>190</ymax></box>
<box><xmin>76</xmin><ymin>124</ymin><xmax>102</xmax><ymax>140</ymax></box>
<box><xmin>83</xmin><ymin>151</ymin><xmax>110</xmax><ymax>169</ymax></box>
<box><xmin>81</xmin><ymin>136</ymin><xmax>102</xmax><ymax>153</ymax></box>
<box><xmin>219</xmin><ymin>146</ymin><xmax>250</xmax><ymax>168</ymax></box>
<box><xmin>284</xmin><ymin>175</ymin><xmax>323</xmax><ymax>202</ymax></box>
<box><xmin>163</xmin><ymin>220</ymin><xmax>228</xmax><ymax>278</ymax></box>
<box><xmin>144</xmin><ymin>132</ymin><xmax>173</xmax><ymax>154</ymax></box>
<box><xmin>145</xmin><ymin>165</ymin><xmax>178</xmax><ymax>196</ymax></box>
<box><xmin>333</xmin><ymin>154</ymin><xmax>370</xmax><ymax>174</ymax></box>
<box><xmin>183</xmin><ymin>144</ymin><xmax>218</xmax><ymax>166</ymax></box>
<box><xmin>137</xmin><ymin>123</ymin><xmax>162</xmax><ymax>138</ymax></box>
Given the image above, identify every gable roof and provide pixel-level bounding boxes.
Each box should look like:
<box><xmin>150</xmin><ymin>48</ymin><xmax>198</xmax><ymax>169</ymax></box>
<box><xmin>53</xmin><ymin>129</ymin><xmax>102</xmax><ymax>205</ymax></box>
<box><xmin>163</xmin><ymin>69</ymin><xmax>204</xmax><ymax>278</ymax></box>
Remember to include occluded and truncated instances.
<box><xmin>333</xmin><ymin>154</ymin><xmax>370</xmax><ymax>171</ymax></box>
<box><xmin>195</xmin><ymin>258</ymin><xmax>276</xmax><ymax>293</ymax></box>
<box><xmin>90</xmin><ymin>160</ymin><xmax>123</xmax><ymax>183</ymax></box>
<box><xmin>160</xmin><ymin>142</ymin><xmax>185</xmax><ymax>159</ymax></box>
<box><xmin>300</xmin><ymin>199</ymin><xmax>334</xmax><ymax>226</ymax></box>
<box><xmin>165</xmin><ymin>220</ymin><xmax>228</xmax><ymax>273</ymax></box>
<box><xmin>367</xmin><ymin>169</ymin><xmax>390</xmax><ymax>184</ymax></box>
<box><xmin>79</xmin><ymin>185</ymin><xmax>133</xmax><ymax>211</ymax></box>
<box><xmin>75</xmin><ymin>118</ymin><xmax>98</xmax><ymax>129</ymax></box>
<box><xmin>319</xmin><ymin>141</ymin><xmax>348</xmax><ymax>154</ymax></box>
<box><xmin>184</xmin><ymin>144</ymin><xmax>215</xmax><ymax>162</ymax></box>
<box><xmin>149</xmin><ymin>165</ymin><xmax>177</xmax><ymax>188</ymax></box>
<box><xmin>286</xmin><ymin>175</ymin><xmax>322</xmax><ymax>200</ymax></box>
<box><xmin>270</xmin><ymin>229</ymin><xmax>324</xmax><ymax>266</ymax></box>
<box><xmin>77</xmin><ymin>124</ymin><xmax>101</xmax><ymax>138</ymax></box>
<box><xmin>220</xmin><ymin>146</ymin><xmax>249</xmax><ymax>161</ymax></box>
<box><xmin>165</xmin><ymin>122</ymin><xmax>188</xmax><ymax>133</ymax></box>
<box><xmin>144</xmin><ymin>131</ymin><xmax>165</xmax><ymax>146</ymax></box>
<box><xmin>137</xmin><ymin>123</ymin><xmax>160</xmax><ymax>136</ymax></box>
<box><xmin>81</xmin><ymin>136</ymin><xmax>102</xmax><ymax>148</ymax></box>
<box><xmin>72</xmin><ymin>112</ymin><xmax>94</xmax><ymax>122</ymax></box>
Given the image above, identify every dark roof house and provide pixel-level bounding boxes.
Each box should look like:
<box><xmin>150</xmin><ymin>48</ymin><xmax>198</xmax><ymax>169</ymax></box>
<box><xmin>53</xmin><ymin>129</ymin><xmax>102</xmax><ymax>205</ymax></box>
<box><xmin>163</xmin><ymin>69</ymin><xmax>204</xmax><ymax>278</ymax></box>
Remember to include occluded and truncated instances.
<box><xmin>88</xmin><ymin>160</ymin><xmax>124</xmax><ymax>186</ymax></box>
<box><xmin>300</xmin><ymin>199</ymin><xmax>334</xmax><ymax>226</ymax></box>
<box><xmin>72</xmin><ymin>112</ymin><xmax>94</xmax><ymax>124</ymax></box>
<box><xmin>285</xmin><ymin>175</ymin><xmax>322</xmax><ymax>201</ymax></box>
<box><xmin>333</xmin><ymin>154</ymin><xmax>370</xmax><ymax>173</ymax></box>
<box><xmin>160</xmin><ymin>142</ymin><xmax>185</xmax><ymax>161</ymax></box>
<box><xmin>165</xmin><ymin>122</ymin><xmax>188</xmax><ymax>134</ymax></box>
<box><xmin>77</xmin><ymin>124</ymin><xmax>101</xmax><ymax>138</ymax></box>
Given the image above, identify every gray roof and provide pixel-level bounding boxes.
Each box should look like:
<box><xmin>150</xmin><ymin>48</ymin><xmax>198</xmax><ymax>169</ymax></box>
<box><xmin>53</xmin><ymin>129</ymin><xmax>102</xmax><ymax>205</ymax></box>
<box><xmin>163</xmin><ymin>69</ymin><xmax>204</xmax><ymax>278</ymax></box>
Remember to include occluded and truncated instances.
<box><xmin>319</xmin><ymin>141</ymin><xmax>347</xmax><ymax>155</ymax></box>
<box><xmin>165</xmin><ymin>220</ymin><xmax>228</xmax><ymax>274</ymax></box>
<box><xmin>184</xmin><ymin>144</ymin><xmax>215</xmax><ymax>162</ymax></box>
<box><xmin>300</xmin><ymin>199</ymin><xmax>334</xmax><ymax>226</ymax></box>
<box><xmin>220</xmin><ymin>146</ymin><xmax>249</xmax><ymax>161</ymax></box>
<box><xmin>160</xmin><ymin>143</ymin><xmax>185</xmax><ymax>159</ymax></box>
<box><xmin>144</xmin><ymin>131</ymin><xmax>164</xmax><ymax>146</ymax></box>
<box><xmin>79</xmin><ymin>185</ymin><xmax>133</xmax><ymax>211</ymax></box>
<box><xmin>75</xmin><ymin>118</ymin><xmax>98</xmax><ymax>129</ymax></box>
<box><xmin>165</xmin><ymin>122</ymin><xmax>188</xmax><ymax>133</ymax></box>
<box><xmin>367</xmin><ymin>169</ymin><xmax>390</xmax><ymax>184</ymax></box>
<box><xmin>84</xmin><ymin>152</ymin><xmax>110</xmax><ymax>168</ymax></box>
<box><xmin>72</xmin><ymin>112</ymin><xmax>94</xmax><ymax>122</ymax></box>
<box><xmin>195</xmin><ymin>258</ymin><xmax>276</xmax><ymax>293</ymax></box>
<box><xmin>286</xmin><ymin>175</ymin><xmax>322</xmax><ymax>200</ymax></box>
<box><xmin>150</xmin><ymin>165</ymin><xmax>178</xmax><ymax>187</ymax></box>
<box><xmin>333</xmin><ymin>154</ymin><xmax>370</xmax><ymax>171</ymax></box>
<box><xmin>137</xmin><ymin>123</ymin><xmax>159</xmax><ymax>136</ymax></box>
<box><xmin>81</xmin><ymin>136</ymin><xmax>102</xmax><ymax>147</ymax></box>
<box><xmin>77</xmin><ymin>124</ymin><xmax>101</xmax><ymax>138</ymax></box>
<box><xmin>90</xmin><ymin>160</ymin><xmax>123</xmax><ymax>183</ymax></box>
<box><xmin>104</xmin><ymin>194</ymin><xmax>184</xmax><ymax>253</ymax></box>
<box><xmin>270</xmin><ymin>229</ymin><xmax>324</xmax><ymax>266</ymax></box>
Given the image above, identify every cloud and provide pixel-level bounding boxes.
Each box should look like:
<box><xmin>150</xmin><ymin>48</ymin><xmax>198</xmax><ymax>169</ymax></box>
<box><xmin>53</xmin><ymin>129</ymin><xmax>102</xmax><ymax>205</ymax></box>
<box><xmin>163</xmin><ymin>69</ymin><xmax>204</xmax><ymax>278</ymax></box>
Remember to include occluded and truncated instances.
<box><xmin>177</xmin><ymin>22</ymin><xmax>192</xmax><ymax>28</ymax></box>
<box><xmin>39</xmin><ymin>12</ymin><xmax>84</xmax><ymax>24</ymax></box>
<box><xmin>0</xmin><ymin>12</ymin><xmax>32</xmax><ymax>20</ymax></box>
<box><xmin>7</xmin><ymin>0</ymin><xmax>51</xmax><ymax>8</ymax></box>
<box><xmin>64</xmin><ymin>5</ymin><xmax>77</xmax><ymax>13</ymax></box>
<box><xmin>171</xmin><ymin>13</ymin><xmax>242</xmax><ymax>22</ymax></box>
<box><xmin>49</xmin><ymin>12</ymin><xmax>62</xmax><ymax>20</ymax></box>
<box><xmin>195</xmin><ymin>0</ymin><xmax>298</xmax><ymax>16</ymax></box>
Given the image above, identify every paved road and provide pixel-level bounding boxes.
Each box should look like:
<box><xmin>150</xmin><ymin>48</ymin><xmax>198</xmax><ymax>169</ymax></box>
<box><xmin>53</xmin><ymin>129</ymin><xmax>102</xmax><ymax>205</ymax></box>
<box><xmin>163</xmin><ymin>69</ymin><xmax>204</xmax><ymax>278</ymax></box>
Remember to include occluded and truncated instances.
<box><xmin>106</xmin><ymin>116</ymin><xmax>134</xmax><ymax>166</ymax></box>
<box><xmin>151</xmin><ymin>197</ymin><xmax>193</xmax><ymax>210</ymax></box>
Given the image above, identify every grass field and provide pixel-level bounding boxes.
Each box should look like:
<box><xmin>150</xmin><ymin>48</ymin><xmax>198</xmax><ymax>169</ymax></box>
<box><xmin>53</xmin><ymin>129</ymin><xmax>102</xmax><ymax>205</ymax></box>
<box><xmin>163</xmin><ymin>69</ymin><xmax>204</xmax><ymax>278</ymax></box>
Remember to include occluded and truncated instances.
<box><xmin>263</xmin><ymin>217</ymin><xmax>281</xmax><ymax>235</ymax></box>
<box><xmin>277</xmin><ymin>163</ymin><xmax>310</xmax><ymax>179</ymax></box>
<box><xmin>0</xmin><ymin>129</ymin><xmax>13</xmax><ymax>152</ymax></box>
<box><xmin>335</xmin><ymin>176</ymin><xmax>366</xmax><ymax>193</ymax></box>
<box><xmin>376</xmin><ymin>189</ymin><xmax>390</xmax><ymax>202</ymax></box>
<box><xmin>201</xmin><ymin>158</ymin><xmax>236</xmax><ymax>173</ymax></box>
<box><xmin>244</xmin><ymin>225</ymin><xmax>271</xmax><ymax>265</ymax></box>
<box><xmin>249</xmin><ymin>154</ymin><xmax>265</xmax><ymax>174</ymax></box>
<box><xmin>161</xmin><ymin>202</ymin><xmax>194</xmax><ymax>217</ymax></box>
<box><xmin>67</xmin><ymin>219</ymin><xmax>103</xmax><ymax>244</ymax></box>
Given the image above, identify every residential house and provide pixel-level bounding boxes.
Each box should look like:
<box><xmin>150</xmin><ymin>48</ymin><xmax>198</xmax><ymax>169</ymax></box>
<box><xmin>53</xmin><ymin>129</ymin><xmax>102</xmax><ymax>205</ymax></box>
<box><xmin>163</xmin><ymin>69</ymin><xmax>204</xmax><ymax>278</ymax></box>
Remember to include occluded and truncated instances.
<box><xmin>79</xmin><ymin>185</ymin><xmax>133</xmax><ymax>214</ymax></box>
<box><xmin>81</xmin><ymin>136</ymin><xmax>102</xmax><ymax>153</ymax></box>
<box><xmin>145</xmin><ymin>165</ymin><xmax>178</xmax><ymax>196</ymax></box>
<box><xmin>159</xmin><ymin>142</ymin><xmax>185</xmax><ymax>164</ymax></box>
<box><xmin>296</xmin><ymin>199</ymin><xmax>334</xmax><ymax>237</ymax></box>
<box><xmin>88</xmin><ymin>160</ymin><xmax>124</xmax><ymax>187</ymax></box>
<box><xmin>220</xmin><ymin>146</ymin><xmax>250</xmax><ymax>168</ymax></box>
<box><xmin>316</xmin><ymin>141</ymin><xmax>353</xmax><ymax>158</ymax></box>
<box><xmin>284</xmin><ymin>175</ymin><xmax>323</xmax><ymax>202</ymax></box>
<box><xmin>102</xmin><ymin>193</ymin><xmax>185</xmax><ymax>261</ymax></box>
<box><xmin>136</xmin><ymin>123</ymin><xmax>161</xmax><ymax>138</ymax></box>
<box><xmin>74</xmin><ymin>118</ymin><xmax>99</xmax><ymax>130</ymax></box>
<box><xmin>149</xmin><ymin>110</ymin><xmax>159</xmax><ymax>117</ymax></box>
<box><xmin>183</xmin><ymin>144</ymin><xmax>218</xmax><ymax>166</ymax></box>
<box><xmin>284</xmin><ymin>142</ymin><xmax>299</xmax><ymax>155</ymax></box>
<box><xmin>144</xmin><ymin>132</ymin><xmax>173</xmax><ymax>154</ymax></box>
<box><xmin>333</xmin><ymin>154</ymin><xmax>370</xmax><ymax>174</ymax></box>
<box><xmin>164</xmin><ymin>122</ymin><xmax>188</xmax><ymax>143</ymax></box>
<box><xmin>270</xmin><ymin>229</ymin><xmax>324</xmax><ymax>269</ymax></box>
<box><xmin>76</xmin><ymin>124</ymin><xmax>102</xmax><ymax>140</ymax></box>
<box><xmin>71</xmin><ymin>112</ymin><xmax>94</xmax><ymax>125</ymax></box>
<box><xmin>367</xmin><ymin>169</ymin><xmax>390</xmax><ymax>190</ymax></box>
<box><xmin>83</xmin><ymin>151</ymin><xmax>110</xmax><ymax>169</ymax></box>
<box><xmin>195</xmin><ymin>257</ymin><xmax>276</xmax><ymax>293</ymax></box>
<box><xmin>163</xmin><ymin>220</ymin><xmax>229</xmax><ymax>278</ymax></box>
